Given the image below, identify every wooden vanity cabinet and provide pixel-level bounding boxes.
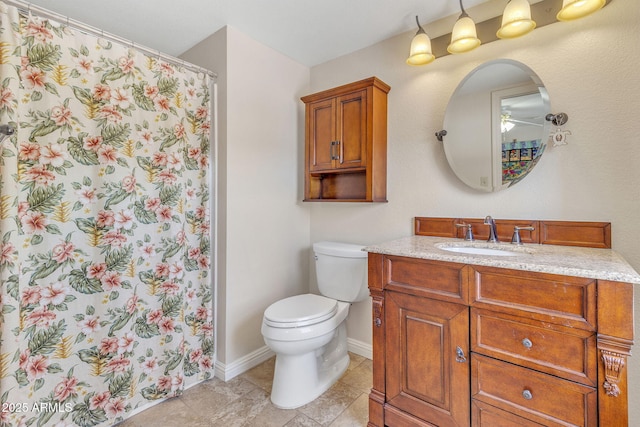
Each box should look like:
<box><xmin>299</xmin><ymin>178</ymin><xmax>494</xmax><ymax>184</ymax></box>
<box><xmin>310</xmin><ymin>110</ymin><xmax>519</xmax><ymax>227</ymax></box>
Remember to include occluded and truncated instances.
<box><xmin>301</xmin><ymin>77</ymin><xmax>389</xmax><ymax>202</ymax></box>
<box><xmin>368</xmin><ymin>254</ymin><xmax>633</xmax><ymax>427</ymax></box>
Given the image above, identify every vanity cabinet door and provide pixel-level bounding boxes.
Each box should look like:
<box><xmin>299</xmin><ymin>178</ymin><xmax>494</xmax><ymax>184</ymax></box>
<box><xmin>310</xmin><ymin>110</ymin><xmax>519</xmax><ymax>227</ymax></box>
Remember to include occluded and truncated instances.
<box><xmin>386</xmin><ymin>290</ymin><xmax>470</xmax><ymax>427</ymax></box>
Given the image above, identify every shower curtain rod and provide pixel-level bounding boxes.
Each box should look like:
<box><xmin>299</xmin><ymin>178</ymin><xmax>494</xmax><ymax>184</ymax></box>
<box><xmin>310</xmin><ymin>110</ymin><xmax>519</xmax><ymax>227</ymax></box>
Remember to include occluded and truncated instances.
<box><xmin>2</xmin><ymin>0</ymin><xmax>217</xmax><ymax>79</ymax></box>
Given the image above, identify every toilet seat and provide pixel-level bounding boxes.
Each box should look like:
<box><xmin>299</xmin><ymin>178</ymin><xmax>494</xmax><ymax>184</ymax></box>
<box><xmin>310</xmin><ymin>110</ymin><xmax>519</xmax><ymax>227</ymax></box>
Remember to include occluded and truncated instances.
<box><xmin>264</xmin><ymin>294</ymin><xmax>338</xmax><ymax>328</ymax></box>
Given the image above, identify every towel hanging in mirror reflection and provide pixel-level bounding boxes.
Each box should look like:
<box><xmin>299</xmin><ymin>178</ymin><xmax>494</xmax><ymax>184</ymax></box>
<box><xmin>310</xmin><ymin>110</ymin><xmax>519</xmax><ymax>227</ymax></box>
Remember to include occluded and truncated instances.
<box><xmin>549</xmin><ymin>127</ymin><xmax>571</xmax><ymax>146</ymax></box>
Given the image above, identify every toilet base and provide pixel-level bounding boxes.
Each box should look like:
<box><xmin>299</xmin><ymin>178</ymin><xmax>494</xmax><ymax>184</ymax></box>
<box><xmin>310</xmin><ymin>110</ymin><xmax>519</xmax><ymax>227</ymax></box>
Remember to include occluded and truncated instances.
<box><xmin>269</xmin><ymin>323</ymin><xmax>349</xmax><ymax>409</ymax></box>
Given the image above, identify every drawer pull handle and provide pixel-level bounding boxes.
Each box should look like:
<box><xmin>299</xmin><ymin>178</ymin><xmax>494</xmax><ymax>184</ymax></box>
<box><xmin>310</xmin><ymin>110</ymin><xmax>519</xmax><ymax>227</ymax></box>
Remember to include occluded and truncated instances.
<box><xmin>522</xmin><ymin>389</ymin><xmax>533</xmax><ymax>400</ymax></box>
<box><xmin>522</xmin><ymin>338</ymin><xmax>533</xmax><ymax>349</ymax></box>
<box><xmin>455</xmin><ymin>346</ymin><xmax>467</xmax><ymax>363</ymax></box>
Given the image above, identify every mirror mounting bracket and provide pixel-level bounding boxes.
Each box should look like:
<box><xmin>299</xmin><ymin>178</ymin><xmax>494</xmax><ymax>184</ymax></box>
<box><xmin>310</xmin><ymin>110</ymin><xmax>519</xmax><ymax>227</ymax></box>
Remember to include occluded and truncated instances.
<box><xmin>545</xmin><ymin>112</ymin><xmax>568</xmax><ymax>126</ymax></box>
<box><xmin>435</xmin><ymin>129</ymin><xmax>447</xmax><ymax>142</ymax></box>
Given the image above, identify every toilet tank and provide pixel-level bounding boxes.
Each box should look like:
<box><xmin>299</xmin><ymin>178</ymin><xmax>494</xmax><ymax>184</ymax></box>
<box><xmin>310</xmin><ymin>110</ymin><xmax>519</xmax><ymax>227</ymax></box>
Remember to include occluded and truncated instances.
<box><xmin>313</xmin><ymin>241</ymin><xmax>369</xmax><ymax>303</ymax></box>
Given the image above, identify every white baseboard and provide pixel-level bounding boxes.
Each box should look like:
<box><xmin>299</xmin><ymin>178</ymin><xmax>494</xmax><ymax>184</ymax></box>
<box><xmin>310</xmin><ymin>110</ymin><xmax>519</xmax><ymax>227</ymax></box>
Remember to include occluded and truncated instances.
<box><xmin>215</xmin><ymin>338</ymin><xmax>372</xmax><ymax>381</ymax></box>
<box><xmin>347</xmin><ymin>337</ymin><xmax>372</xmax><ymax>360</ymax></box>
<box><xmin>215</xmin><ymin>345</ymin><xmax>274</xmax><ymax>381</ymax></box>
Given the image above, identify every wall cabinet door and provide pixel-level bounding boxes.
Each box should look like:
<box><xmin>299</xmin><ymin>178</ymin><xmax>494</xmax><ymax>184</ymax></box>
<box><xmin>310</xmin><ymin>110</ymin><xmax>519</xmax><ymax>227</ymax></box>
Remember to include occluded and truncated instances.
<box><xmin>385</xmin><ymin>291</ymin><xmax>470</xmax><ymax>427</ymax></box>
<box><xmin>307</xmin><ymin>89</ymin><xmax>366</xmax><ymax>173</ymax></box>
<box><xmin>335</xmin><ymin>89</ymin><xmax>366</xmax><ymax>170</ymax></box>
<box><xmin>307</xmin><ymin>98</ymin><xmax>336</xmax><ymax>172</ymax></box>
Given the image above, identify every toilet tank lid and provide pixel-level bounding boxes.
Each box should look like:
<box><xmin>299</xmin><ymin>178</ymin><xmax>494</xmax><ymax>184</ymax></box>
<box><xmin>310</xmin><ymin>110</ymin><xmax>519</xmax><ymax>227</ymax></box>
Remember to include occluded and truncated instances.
<box><xmin>313</xmin><ymin>241</ymin><xmax>367</xmax><ymax>258</ymax></box>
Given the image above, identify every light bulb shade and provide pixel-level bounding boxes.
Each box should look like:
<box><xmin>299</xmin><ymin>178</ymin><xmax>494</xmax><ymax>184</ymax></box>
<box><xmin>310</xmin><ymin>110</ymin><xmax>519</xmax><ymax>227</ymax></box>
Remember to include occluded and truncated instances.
<box><xmin>557</xmin><ymin>0</ymin><xmax>606</xmax><ymax>21</ymax></box>
<box><xmin>501</xmin><ymin>121</ymin><xmax>515</xmax><ymax>133</ymax></box>
<box><xmin>447</xmin><ymin>16</ymin><xmax>481</xmax><ymax>54</ymax></box>
<box><xmin>407</xmin><ymin>32</ymin><xmax>435</xmax><ymax>65</ymax></box>
<box><xmin>497</xmin><ymin>0</ymin><xmax>536</xmax><ymax>39</ymax></box>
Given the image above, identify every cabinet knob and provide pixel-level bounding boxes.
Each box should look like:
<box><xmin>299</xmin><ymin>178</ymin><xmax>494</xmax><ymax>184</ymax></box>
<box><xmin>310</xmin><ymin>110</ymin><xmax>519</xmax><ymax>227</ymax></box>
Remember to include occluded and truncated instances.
<box><xmin>522</xmin><ymin>389</ymin><xmax>533</xmax><ymax>400</ymax></box>
<box><xmin>522</xmin><ymin>338</ymin><xmax>533</xmax><ymax>349</ymax></box>
<box><xmin>374</xmin><ymin>317</ymin><xmax>382</xmax><ymax>327</ymax></box>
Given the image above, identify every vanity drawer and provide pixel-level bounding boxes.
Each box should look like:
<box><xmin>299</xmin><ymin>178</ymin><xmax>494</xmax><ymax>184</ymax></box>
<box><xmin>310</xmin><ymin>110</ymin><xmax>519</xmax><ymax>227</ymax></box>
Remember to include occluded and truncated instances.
<box><xmin>471</xmin><ymin>308</ymin><xmax>597</xmax><ymax>386</ymax></box>
<box><xmin>383</xmin><ymin>256</ymin><xmax>470</xmax><ymax>304</ymax></box>
<box><xmin>472</xmin><ymin>400</ymin><xmax>547</xmax><ymax>427</ymax></box>
<box><xmin>471</xmin><ymin>266</ymin><xmax>596</xmax><ymax>330</ymax></box>
<box><xmin>472</xmin><ymin>354</ymin><xmax>597</xmax><ymax>426</ymax></box>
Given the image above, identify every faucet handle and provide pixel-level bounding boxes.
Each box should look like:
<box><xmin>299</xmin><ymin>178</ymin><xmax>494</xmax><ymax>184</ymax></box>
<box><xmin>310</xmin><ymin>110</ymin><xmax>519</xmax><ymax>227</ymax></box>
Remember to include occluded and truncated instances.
<box><xmin>455</xmin><ymin>223</ymin><xmax>474</xmax><ymax>241</ymax></box>
<box><xmin>511</xmin><ymin>226</ymin><xmax>535</xmax><ymax>245</ymax></box>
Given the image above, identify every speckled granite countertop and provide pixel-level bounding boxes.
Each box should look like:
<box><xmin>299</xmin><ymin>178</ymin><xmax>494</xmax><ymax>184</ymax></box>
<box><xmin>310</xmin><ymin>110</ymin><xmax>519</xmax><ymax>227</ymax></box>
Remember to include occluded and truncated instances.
<box><xmin>365</xmin><ymin>235</ymin><xmax>640</xmax><ymax>285</ymax></box>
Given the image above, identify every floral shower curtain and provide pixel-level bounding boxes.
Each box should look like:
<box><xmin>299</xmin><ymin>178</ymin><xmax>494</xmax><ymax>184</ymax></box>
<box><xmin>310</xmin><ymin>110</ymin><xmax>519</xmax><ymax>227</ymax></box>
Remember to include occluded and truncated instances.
<box><xmin>0</xmin><ymin>2</ymin><xmax>214</xmax><ymax>426</ymax></box>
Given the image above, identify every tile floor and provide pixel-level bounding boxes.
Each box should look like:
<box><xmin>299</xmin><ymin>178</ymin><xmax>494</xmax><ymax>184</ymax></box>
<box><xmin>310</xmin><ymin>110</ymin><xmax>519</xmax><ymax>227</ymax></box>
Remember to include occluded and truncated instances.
<box><xmin>118</xmin><ymin>353</ymin><xmax>372</xmax><ymax>427</ymax></box>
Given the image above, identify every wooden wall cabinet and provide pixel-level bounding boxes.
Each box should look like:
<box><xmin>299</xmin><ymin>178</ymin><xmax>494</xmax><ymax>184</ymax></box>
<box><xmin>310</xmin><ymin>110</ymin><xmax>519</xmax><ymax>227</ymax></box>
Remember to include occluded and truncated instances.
<box><xmin>301</xmin><ymin>77</ymin><xmax>390</xmax><ymax>202</ymax></box>
<box><xmin>368</xmin><ymin>254</ymin><xmax>634</xmax><ymax>427</ymax></box>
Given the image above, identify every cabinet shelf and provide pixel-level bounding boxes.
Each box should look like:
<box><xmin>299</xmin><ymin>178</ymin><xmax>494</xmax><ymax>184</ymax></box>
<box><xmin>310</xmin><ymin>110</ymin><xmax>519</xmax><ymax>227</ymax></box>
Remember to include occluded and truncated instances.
<box><xmin>308</xmin><ymin>167</ymin><xmax>366</xmax><ymax>177</ymax></box>
<box><xmin>302</xmin><ymin>77</ymin><xmax>389</xmax><ymax>202</ymax></box>
<box><xmin>305</xmin><ymin>170</ymin><xmax>369</xmax><ymax>202</ymax></box>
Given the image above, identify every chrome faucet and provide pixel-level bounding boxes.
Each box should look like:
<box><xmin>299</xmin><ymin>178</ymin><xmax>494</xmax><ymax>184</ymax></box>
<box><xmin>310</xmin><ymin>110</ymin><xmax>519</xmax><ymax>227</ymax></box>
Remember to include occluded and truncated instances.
<box><xmin>484</xmin><ymin>216</ymin><xmax>499</xmax><ymax>243</ymax></box>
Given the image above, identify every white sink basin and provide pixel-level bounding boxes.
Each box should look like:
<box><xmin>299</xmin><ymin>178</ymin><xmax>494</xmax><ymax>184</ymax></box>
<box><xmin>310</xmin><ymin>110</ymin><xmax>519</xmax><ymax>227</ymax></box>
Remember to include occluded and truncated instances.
<box><xmin>436</xmin><ymin>245</ymin><xmax>521</xmax><ymax>257</ymax></box>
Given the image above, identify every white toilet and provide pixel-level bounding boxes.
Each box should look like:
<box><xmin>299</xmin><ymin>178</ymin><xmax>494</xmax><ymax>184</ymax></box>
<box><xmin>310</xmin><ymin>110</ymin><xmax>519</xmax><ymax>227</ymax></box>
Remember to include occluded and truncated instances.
<box><xmin>261</xmin><ymin>241</ymin><xmax>368</xmax><ymax>409</ymax></box>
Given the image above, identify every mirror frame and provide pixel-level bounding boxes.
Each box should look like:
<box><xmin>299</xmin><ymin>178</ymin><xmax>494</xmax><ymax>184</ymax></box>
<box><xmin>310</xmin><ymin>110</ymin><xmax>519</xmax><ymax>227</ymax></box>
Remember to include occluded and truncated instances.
<box><xmin>442</xmin><ymin>59</ymin><xmax>551</xmax><ymax>192</ymax></box>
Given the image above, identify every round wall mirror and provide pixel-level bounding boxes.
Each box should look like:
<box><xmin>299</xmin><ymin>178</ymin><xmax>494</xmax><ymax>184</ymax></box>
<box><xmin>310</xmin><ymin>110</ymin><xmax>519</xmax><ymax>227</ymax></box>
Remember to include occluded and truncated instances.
<box><xmin>442</xmin><ymin>59</ymin><xmax>551</xmax><ymax>192</ymax></box>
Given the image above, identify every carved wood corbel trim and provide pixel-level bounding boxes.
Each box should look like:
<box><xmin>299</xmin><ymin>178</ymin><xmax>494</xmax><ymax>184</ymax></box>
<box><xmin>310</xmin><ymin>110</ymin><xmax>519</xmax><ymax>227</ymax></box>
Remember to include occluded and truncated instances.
<box><xmin>598</xmin><ymin>334</ymin><xmax>632</xmax><ymax>399</ymax></box>
<box><xmin>601</xmin><ymin>349</ymin><xmax>626</xmax><ymax>397</ymax></box>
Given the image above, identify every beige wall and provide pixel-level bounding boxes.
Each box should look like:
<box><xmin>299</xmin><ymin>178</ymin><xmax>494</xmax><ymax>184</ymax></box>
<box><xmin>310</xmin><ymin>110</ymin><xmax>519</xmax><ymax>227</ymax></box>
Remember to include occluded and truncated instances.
<box><xmin>308</xmin><ymin>0</ymin><xmax>640</xmax><ymax>422</ymax></box>
<box><xmin>181</xmin><ymin>26</ymin><xmax>312</xmax><ymax>372</ymax></box>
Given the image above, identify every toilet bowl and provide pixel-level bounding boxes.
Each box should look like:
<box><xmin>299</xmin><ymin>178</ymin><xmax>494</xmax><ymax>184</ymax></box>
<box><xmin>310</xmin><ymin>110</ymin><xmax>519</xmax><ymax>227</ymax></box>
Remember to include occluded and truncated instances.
<box><xmin>262</xmin><ymin>294</ymin><xmax>350</xmax><ymax>409</ymax></box>
<box><xmin>261</xmin><ymin>241</ymin><xmax>368</xmax><ymax>409</ymax></box>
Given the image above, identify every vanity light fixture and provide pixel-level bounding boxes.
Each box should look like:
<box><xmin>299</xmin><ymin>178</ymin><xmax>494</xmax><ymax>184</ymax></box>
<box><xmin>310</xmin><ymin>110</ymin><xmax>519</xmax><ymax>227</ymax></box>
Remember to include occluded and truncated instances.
<box><xmin>447</xmin><ymin>0</ymin><xmax>481</xmax><ymax>54</ymax></box>
<box><xmin>406</xmin><ymin>0</ymin><xmax>612</xmax><ymax>66</ymax></box>
<box><xmin>497</xmin><ymin>0</ymin><xmax>536</xmax><ymax>39</ymax></box>
<box><xmin>557</xmin><ymin>0</ymin><xmax>606</xmax><ymax>21</ymax></box>
<box><xmin>407</xmin><ymin>16</ymin><xmax>435</xmax><ymax>66</ymax></box>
